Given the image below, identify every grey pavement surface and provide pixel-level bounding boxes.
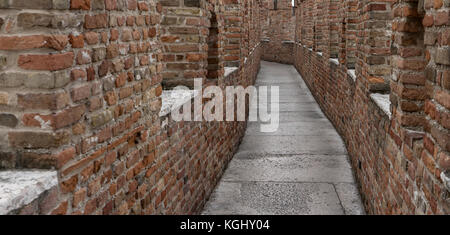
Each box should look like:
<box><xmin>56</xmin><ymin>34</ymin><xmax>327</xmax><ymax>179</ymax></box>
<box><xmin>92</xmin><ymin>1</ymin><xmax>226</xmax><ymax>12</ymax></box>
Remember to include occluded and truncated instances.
<box><xmin>202</xmin><ymin>61</ymin><xmax>365</xmax><ymax>215</ymax></box>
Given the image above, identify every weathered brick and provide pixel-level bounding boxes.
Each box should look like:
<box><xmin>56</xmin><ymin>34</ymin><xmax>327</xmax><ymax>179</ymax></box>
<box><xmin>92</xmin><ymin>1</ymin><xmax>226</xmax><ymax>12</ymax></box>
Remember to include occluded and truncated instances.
<box><xmin>184</xmin><ymin>0</ymin><xmax>199</xmax><ymax>7</ymax></box>
<box><xmin>85</xmin><ymin>14</ymin><xmax>108</xmax><ymax>29</ymax></box>
<box><xmin>84</xmin><ymin>32</ymin><xmax>99</xmax><ymax>45</ymax></box>
<box><xmin>0</xmin><ymin>92</ymin><xmax>8</xmax><ymax>105</ymax></box>
<box><xmin>10</xmin><ymin>0</ymin><xmax>53</xmax><ymax>9</ymax></box>
<box><xmin>76</xmin><ymin>50</ymin><xmax>92</xmax><ymax>65</ymax></box>
<box><xmin>18</xmin><ymin>53</ymin><xmax>74</xmax><ymax>71</ymax></box>
<box><xmin>9</xmin><ymin>131</ymin><xmax>70</xmax><ymax>149</ymax></box>
<box><xmin>17</xmin><ymin>13</ymin><xmax>53</xmax><ymax>28</ymax></box>
<box><xmin>0</xmin><ymin>114</ymin><xmax>18</xmax><ymax>128</ymax></box>
<box><xmin>71</xmin><ymin>0</ymin><xmax>91</xmax><ymax>10</ymax></box>
<box><xmin>69</xmin><ymin>34</ymin><xmax>84</xmax><ymax>48</ymax></box>
<box><xmin>0</xmin><ymin>55</ymin><xmax>6</xmax><ymax>71</ymax></box>
<box><xmin>91</xmin><ymin>108</ymin><xmax>114</xmax><ymax>128</ymax></box>
<box><xmin>73</xmin><ymin>188</ymin><xmax>86</xmax><ymax>207</ymax></box>
<box><xmin>106</xmin><ymin>44</ymin><xmax>119</xmax><ymax>59</ymax></box>
<box><xmin>434</xmin><ymin>11</ymin><xmax>449</xmax><ymax>26</ymax></box>
<box><xmin>0</xmin><ymin>152</ymin><xmax>16</xmax><ymax>169</ymax></box>
<box><xmin>53</xmin><ymin>0</ymin><xmax>70</xmax><ymax>9</ymax></box>
<box><xmin>0</xmin><ymin>35</ymin><xmax>68</xmax><ymax>51</ymax></box>
<box><xmin>71</xmin><ymin>84</ymin><xmax>92</xmax><ymax>102</ymax></box>
<box><xmin>91</xmin><ymin>0</ymin><xmax>104</xmax><ymax>9</ymax></box>
<box><xmin>61</xmin><ymin>175</ymin><xmax>78</xmax><ymax>193</ymax></box>
<box><xmin>18</xmin><ymin>92</ymin><xmax>69</xmax><ymax>110</ymax></box>
<box><xmin>53</xmin><ymin>105</ymin><xmax>86</xmax><ymax>129</ymax></box>
<box><xmin>435</xmin><ymin>48</ymin><xmax>450</xmax><ymax>65</ymax></box>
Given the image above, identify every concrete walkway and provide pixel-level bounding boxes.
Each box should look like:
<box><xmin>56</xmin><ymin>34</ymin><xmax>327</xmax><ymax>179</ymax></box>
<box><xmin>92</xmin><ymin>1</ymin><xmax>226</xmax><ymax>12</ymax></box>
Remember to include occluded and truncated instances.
<box><xmin>202</xmin><ymin>61</ymin><xmax>365</xmax><ymax>215</ymax></box>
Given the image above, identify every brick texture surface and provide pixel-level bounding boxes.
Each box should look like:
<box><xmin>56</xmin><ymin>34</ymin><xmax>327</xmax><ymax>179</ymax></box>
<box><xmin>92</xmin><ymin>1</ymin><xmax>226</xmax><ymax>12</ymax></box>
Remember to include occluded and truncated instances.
<box><xmin>293</xmin><ymin>0</ymin><xmax>449</xmax><ymax>214</ymax></box>
<box><xmin>1</xmin><ymin>0</ymin><xmax>449</xmax><ymax>215</ymax></box>
<box><xmin>1</xmin><ymin>0</ymin><xmax>262</xmax><ymax>215</ymax></box>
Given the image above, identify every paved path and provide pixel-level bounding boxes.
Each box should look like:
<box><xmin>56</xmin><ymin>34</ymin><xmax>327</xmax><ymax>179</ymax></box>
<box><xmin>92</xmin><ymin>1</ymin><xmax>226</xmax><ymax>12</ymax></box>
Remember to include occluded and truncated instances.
<box><xmin>202</xmin><ymin>61</ymin><xmax>365</xmax><ymax>215</ymax></box>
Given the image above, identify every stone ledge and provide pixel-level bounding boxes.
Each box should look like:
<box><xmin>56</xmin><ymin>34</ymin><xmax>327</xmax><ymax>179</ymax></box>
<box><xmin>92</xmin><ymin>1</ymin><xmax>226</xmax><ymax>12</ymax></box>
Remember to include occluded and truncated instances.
<box><xmin>0</xmin><ymin>169</ymin><xmax>57</xmax><ymax>215</ymax></box>
<box><xmin>347</xmin><ymin>69</ymin><xmax>356</xmax><ymax>81</ymax></box>
<box><xmin>248</xmin><ymin>43</ymin><xmax>261</xmax><ymax>57</ymax></box>
<box><xmin>159</xmin><ymin>66</ymin><xmax>241</xmax><ymax>118</ymax></box>
<box><xmin>159</xmin><ymin>89</ymin><xmax>199</xmax><ymax>117</ymax></box>
<box><xmin>224</xmin><ymin>66</ymin><xmax>239</xmax><ymax>77</ymax></box>
<box><xmin>370</xmin><ymin>93</ymin><xmax>391</xmax><ymax>119</ymax></box>
<box><xmin>329</xmin><ymin>58</ymin><xmax>339</xmax><ymax>65</ymax></box>
<box><xmin>441</xmin><ymin>171</ymin><xmax>450</xmax><ymax>192</ymax></box>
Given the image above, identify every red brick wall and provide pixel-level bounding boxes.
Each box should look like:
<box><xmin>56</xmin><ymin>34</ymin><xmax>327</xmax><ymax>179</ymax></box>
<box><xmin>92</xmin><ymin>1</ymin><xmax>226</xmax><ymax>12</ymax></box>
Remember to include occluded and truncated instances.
<box><xmin>413</xmin><ymin>0</ymin><xmax>449</xmax><ymax>214</ymax></box>
<box><xmin>1</xmin><ymin>0</ymin><xmax>448</xmax><ymax>215</ymax></box>
<box><xmin>294</xmin><ymin>0</ymin><xmax>449</xmax><ymax>214</ymax></box>
<box><xmin>152</xmin><ymin>50</ymin><xmax>261</xmax><ymax>214</ymax></box>
<box><xmin>1</xmin><ymin>0</ymin><xmax>164</xmax><ymax>215</ymax></box>
<box><xmin>1</xmin><ymin>0</ymin><xmax>263</xmax><ymax>215</ymax></box>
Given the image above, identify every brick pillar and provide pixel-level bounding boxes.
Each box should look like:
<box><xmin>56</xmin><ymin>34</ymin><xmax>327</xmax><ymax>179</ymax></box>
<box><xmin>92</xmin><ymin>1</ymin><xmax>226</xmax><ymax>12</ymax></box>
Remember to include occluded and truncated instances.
<box><xmin>345</xmin><ymin>0</ymin><xmax>358</xmax><ymax>69</ymax></box>
<box><xmin>391</xmin><ymin>0</ymin><xmax>427</xmax><ymax>128</ymax></box>
<box><xmin>315</xmin><ymin>0</ymin><xmax>328</xmax><ymax>54</ymax></box>
<box><xmin>360</xmin><ymin>1</ymin><xmax>392</xmax><ymax>92</ymax></box>
<box><xmin>223</xmin><ymin>0</ymin><xmax>242</xmax><ymax>67</ymax></box>
<box><xmin>206</xmin><ymin>0</ymin><xmax>225</xmax><ymax>84</ymax></box>
<box><xmin>329</xmin><ymin>0</ymin><xmax>341</xmax><ymax>59</ymax></box>
<box><xmin>160</xmin><ymin>0</ymin><xmax>209</xmax><ymax>88</ymax></box>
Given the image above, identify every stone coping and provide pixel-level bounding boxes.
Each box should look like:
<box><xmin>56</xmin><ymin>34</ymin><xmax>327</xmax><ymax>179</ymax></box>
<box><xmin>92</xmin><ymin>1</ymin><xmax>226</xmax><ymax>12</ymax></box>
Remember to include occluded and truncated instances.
<box><xmin>370</xmin><ymin>93</ymin><xmax>392</xmax><ymax>119</ymax></box>
<box><xmin>347</xmin><ymin>69</ymin><xmax>356</xmax><ymax>81</ymax></box>
<box><xmin>159</xmin><ymin>89</ymin><xmax>199</xmax><ymax>117</ymax></box>
<box><xmin>159</xmin><ymin>65</ymin><xmax>242</xmax><ymax>118</ymax></box>
<box><xmin>224</xmin><ymin>67</ymin><xmax>239</xmax><ymax>77</ymax></box>
<box><xmin>329</xmin><ymin>58</ymin><xmax>339</xmax><ymax>65</ymax></box>
<box><xmin>248</xmin><ymin>42</ymin><xmax>261</xmax><ymax>57</ymax></box>
<box><xmin>0</xmin><ymin>169</ymin><xmax>57</xmax><ymax>214</ymax></box>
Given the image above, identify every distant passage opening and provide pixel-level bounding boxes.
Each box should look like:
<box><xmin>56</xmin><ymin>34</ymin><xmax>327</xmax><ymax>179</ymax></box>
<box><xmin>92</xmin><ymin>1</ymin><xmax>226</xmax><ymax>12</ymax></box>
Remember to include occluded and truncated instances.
<box><xmin>207</xmin><ymin>12</ymin><xmax>220</xmax><ymax>82</ymax></box>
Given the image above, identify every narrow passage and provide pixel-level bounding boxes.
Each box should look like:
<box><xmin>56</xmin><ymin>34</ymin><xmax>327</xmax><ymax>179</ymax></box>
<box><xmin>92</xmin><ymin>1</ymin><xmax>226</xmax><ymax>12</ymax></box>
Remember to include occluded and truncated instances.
<box><xmin>202</xmin><ymin>61</ymin><xmax>365</xmax><ymax>215</ymax></box>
